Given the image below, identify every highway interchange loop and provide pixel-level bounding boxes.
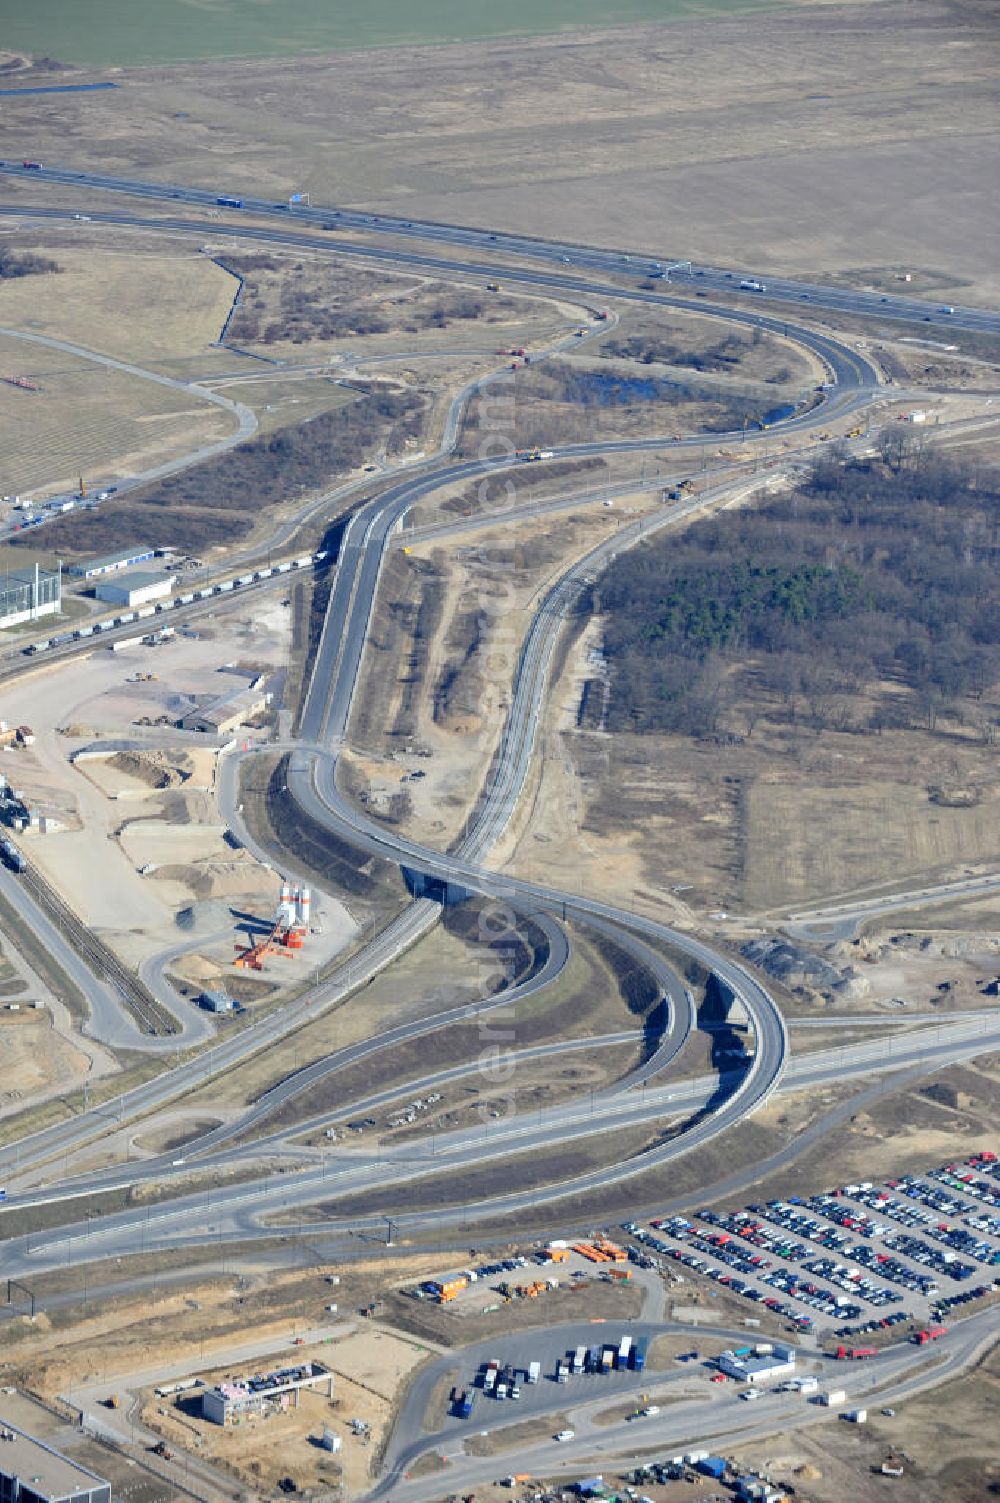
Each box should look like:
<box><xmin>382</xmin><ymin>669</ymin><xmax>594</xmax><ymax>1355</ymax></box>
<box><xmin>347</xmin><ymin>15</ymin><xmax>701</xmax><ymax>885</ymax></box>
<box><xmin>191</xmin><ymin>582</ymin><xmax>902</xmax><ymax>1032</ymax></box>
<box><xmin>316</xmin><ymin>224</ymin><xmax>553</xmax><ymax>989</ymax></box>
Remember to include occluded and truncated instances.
<box><xmin>1</xmin><ymin>169</ymin><xmax>993</xmax><ymax>1279</ymax></box>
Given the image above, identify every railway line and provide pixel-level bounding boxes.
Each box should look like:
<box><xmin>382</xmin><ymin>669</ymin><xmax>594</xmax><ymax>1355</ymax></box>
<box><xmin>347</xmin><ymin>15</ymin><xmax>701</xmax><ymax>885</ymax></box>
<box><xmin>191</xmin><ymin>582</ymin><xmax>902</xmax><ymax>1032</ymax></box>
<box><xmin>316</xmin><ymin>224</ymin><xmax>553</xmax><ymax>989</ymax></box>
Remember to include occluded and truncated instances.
<box><xmin>2</xmin><ymin>180</ymin><xmax>987</xmax><ymax>1288</ymax></box>
<box><xmin>19</xmin><ymin>864</ymin><xmax>178</xmax><ymax>1036</ymax></box>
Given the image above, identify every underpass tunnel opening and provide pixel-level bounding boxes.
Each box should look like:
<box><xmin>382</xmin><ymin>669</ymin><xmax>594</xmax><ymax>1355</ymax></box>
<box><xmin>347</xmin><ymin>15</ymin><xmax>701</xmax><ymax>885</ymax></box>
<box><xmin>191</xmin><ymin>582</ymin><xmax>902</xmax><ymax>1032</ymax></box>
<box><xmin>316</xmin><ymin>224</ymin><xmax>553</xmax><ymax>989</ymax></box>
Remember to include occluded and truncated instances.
<box><xmin>700</xmin><ymin>971</ymin><xmax>754</xmax><ymax>1079</ymax></box>
<box><xmin>401</xmin><ymin>865</ymin><xmax>473</xmax><ymax>906</ymax></box>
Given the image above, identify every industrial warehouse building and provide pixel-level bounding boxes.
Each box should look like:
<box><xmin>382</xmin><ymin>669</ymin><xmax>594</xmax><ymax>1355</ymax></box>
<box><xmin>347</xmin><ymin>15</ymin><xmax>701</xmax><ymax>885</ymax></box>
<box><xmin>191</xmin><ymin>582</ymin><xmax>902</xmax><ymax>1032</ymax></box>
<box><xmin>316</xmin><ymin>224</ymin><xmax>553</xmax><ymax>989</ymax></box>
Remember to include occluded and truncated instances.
<box><xmin>0</xmin><ymin>1423</ymin><xmax>111</xmax><ymax>1503</ymax></box>
<box><xmin>0</xmin><ymin>564</ymin><xmax>61</xmax><ymax>630</ymax></box>
<box><xmin>201</xmin><ymin>1362</ymin><xmax>333</xmax><ymax>1426</ymax></box>
<box><xmin>94</xmin><ymin>571</ymin><xmax>175</xmax><ymax>609</ymax></box>
<box><xmin>69</xmin><ymin>547</ymin><xmax>154</xmax><ymax>580</ymax></box>
<box><xmin>179</xmin><ymin>688</ymin><xmax>268</xmax><ymax>735</ymax></box>
<box><xmin>200</xmin><ymin>990</ymin><xmax>235</xmax><ymax>1013</ymax></box>
<box><xmin>717</xmin><ymin>1347</ymin><xmax>797</xmax><ymax>1385</ymax></box>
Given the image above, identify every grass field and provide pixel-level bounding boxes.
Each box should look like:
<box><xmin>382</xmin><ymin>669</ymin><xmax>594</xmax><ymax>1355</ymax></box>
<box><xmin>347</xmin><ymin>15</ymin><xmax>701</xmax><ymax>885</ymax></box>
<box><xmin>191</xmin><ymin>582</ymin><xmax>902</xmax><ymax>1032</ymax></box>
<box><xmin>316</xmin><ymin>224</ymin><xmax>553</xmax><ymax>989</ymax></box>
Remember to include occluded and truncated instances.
<box><xmin>2</xmin><ymin>0</ymin><xmax>770</xmax><ymax>67</ymax></box>
<box><xmin>0</xmin><ymin>243</ymin><xmax>236</xmax><ymax>372</ymax></box>
<box><xmin>0</xmin><ymin>332</ymin><xmax>232</xmax><ymax>497</ymax></box>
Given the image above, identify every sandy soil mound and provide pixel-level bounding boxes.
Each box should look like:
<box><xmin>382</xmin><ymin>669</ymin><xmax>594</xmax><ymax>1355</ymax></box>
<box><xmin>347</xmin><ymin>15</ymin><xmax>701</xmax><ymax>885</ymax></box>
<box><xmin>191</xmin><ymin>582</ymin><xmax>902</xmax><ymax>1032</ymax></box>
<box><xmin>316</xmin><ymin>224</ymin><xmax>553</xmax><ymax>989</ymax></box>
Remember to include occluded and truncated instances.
<box><xmin>175</xmin><ymin>898</ymin><xmax>234</xmax><ymax>935</ymax></box>
<box><xmin>108</xmin><ymin>750</ymin><xmax>191</xmax><ymax>790</ymax></box>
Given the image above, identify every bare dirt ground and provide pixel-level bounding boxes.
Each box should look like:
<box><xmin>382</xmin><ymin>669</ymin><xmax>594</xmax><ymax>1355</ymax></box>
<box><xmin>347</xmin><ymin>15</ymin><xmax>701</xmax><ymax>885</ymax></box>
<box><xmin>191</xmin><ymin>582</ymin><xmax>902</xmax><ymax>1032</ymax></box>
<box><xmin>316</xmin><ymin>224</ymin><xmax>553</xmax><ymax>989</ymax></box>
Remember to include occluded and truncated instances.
<box><xmin>503</xmin><ymin>672</ymin><xmax>1000</xmax><ymax>932</ymax></box>
<box><xmin>141</xmin><ymin>1327</ymin><xmax>427</xmax><ymax>1500</ymax></box>
<box><xmin>0</xmin><ymin>1010</ymin><xmax>93</xmax><ymax>1111</ymax></box>
<box><xmin>736</xmin><ymin>1336</ymin><xmax>1000</xmax><ymax>1503</ymax></box>
<box><xmin>0</xmin><ymin>595</ymin><xmax>356</xmax><ymax>1010</ymax></box>
<box><xmin>347</xmin><ymin>503</ymin><xmax>637</xmax><ymax>852</ymax></box>
<box><xmin>742</xmin><ymin>1054</ymin><xmax>1000</xmax><ymax>1204</ymax></box>
<box><xmin>0</xmin><ymin>2</ymin><xmax>994</xmax><ymax>297</ymax></box>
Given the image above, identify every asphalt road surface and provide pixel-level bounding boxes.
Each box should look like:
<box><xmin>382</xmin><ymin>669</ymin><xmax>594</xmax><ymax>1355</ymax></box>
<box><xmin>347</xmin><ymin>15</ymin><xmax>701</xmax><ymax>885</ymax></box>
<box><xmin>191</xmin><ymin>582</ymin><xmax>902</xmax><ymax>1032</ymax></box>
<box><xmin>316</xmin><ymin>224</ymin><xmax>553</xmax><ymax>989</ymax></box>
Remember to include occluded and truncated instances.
<box><xmin>2</xmin><ymin>162</ymin><xmax>997</xmax><ymax>334</ymax></box>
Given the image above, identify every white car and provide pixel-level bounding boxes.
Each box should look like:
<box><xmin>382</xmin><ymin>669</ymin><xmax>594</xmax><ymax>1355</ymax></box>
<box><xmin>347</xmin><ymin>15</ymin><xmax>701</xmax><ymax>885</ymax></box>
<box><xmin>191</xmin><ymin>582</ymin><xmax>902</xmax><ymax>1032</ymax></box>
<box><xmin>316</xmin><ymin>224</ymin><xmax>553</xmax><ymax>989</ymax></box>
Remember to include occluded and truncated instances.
<box><xmin>555</xmin><ymin>1429</ymin><xmax>575</xmax><ymax>1442</ymax></box>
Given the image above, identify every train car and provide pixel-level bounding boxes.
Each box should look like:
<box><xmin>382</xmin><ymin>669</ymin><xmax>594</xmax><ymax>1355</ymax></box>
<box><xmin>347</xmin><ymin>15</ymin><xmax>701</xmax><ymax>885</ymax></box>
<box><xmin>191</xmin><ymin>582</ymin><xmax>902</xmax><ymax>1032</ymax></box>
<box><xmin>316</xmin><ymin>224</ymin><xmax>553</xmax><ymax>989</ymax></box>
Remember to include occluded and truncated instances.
<box><xmin>1</xmin><ymin>842</ymin><xmax>26</xmax><ymax>874</ymax></box>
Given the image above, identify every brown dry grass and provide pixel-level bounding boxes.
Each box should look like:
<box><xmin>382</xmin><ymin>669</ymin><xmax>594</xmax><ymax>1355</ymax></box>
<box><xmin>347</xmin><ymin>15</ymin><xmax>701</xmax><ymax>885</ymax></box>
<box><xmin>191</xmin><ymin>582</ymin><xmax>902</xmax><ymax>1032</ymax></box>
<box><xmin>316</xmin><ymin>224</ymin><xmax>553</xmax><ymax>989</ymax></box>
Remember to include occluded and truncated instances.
<box><xmin>521</xmin><ymin>701</ymin><xmax>1000</xmax><ymax>923</ymax></box>
<box><xmin>736</xmin><ymin>1339</ymin><xmax>1000</xmax><ymax>1503</ymax></box>
<box><xmin>1</xmin><ymin>2</ymin><xmax>994</xmax><ymax>297</ymax></box>
<box><xmin>0</xmin><ymin>330</ymin><xmax>232</xmax><ymax>498</ymax></box>
<box><xmin>0</xmin><ymin>243</ymin><xmax>236</xmax><ymax>369</ymax></box>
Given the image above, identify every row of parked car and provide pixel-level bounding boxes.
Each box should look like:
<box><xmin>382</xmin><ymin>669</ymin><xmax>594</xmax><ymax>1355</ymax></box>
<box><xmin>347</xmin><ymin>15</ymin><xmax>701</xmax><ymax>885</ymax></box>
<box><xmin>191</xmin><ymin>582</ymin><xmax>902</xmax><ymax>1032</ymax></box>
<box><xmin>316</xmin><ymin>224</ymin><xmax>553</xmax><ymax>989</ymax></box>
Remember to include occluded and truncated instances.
<box><xmin>845</xmin><ymin>1169</ymin><xmax>1000</xmax><ymax>1263</ymax></box>
<box><xmin>928</xmin><ymin>1153</ymin><xmax>1000</xmax><ymax>1220</ymax></box>
<box><xmin>624</xmin><ymin>1158</ymin><xmax>1000</xmax><ymax>1335</ymax></box>
<box><xmin>932</xmin><ymin>1280</ymin><xmax>1000</xmax><ymax>1320</ymax></box>
<box><xmin>834</xmin><ymin>1309</ymin><xmax>912</xmax><ymax>1340</ymax></box>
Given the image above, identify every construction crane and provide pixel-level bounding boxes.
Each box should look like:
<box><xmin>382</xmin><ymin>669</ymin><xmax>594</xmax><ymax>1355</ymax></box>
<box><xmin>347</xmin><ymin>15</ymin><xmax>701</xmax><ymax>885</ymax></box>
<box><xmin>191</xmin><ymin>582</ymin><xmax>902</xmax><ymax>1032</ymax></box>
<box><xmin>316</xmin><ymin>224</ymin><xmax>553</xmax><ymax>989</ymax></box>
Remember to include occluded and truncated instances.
<box><xmin>233</xmin><ymin>883</ymin><xmax>311</xmax><ymax>969</ymax></box>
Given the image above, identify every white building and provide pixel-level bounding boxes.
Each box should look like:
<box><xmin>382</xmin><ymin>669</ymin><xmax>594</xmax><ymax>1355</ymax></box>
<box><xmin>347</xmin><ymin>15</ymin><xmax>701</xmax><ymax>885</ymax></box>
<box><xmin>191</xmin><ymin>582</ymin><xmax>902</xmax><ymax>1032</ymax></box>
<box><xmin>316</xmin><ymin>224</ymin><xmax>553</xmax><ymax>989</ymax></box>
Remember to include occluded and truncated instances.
<box><xmin>0</xmin><ymin>563</ymin><xmax>61</xmax><ymax>629</ymax></box>
<box><xmin>717</xmin><ymin>1351</ymin><xmax>797</xmax><ymax>1385</ymax></box>
<box><xmin>70</xmin><ymin>546</ymin><xmax>155</xmax><ymax>579</ymax></box>
<box><xmin>201</xmin><ymin>1362</ymin><xmax>334</xmax><ymax>1426</ymax></box>
<box><xmin>94</xmin><ymin>571</ymin><xmax>175</xmax><ymax>609</ymax></box>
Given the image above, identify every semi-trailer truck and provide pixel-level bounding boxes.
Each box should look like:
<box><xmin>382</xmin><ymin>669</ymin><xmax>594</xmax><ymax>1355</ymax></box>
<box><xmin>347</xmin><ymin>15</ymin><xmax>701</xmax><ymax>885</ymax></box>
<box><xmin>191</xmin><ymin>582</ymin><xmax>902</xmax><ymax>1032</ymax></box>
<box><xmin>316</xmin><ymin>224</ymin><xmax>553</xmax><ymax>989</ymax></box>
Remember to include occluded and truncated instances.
<box><xmin>217</xmin><ymin>195</ymin><xmax>244</xmax><ymax>208</ymax></box>
<box><xmin>616</xmin><ymin>1336</ymin><xmax>633</xmax><ymax>1370</ymax></box>
<box><xmin>631</xmin><ymin>1338</ymin><xmax>648</xmax><ymax>1373</ymax></box>
<box><xmin>573</xmin><ymin>1346</ymin><xmax>586</xmax><ymax>1375</ymax></box>
<box><xmin>527</xmin><ymin>1361</ymin><xmax>541</xmax><ymax>1384</ymax></box>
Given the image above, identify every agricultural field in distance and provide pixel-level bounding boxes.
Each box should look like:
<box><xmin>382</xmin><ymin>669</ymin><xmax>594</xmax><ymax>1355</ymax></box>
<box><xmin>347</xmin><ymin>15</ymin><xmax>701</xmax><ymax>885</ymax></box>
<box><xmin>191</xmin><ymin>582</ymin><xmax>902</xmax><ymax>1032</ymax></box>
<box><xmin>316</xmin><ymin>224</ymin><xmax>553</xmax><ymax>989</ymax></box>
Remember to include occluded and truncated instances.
<box><xmin>0</xmin><ymin>0</ymin><xmax>766</xmax><ymax>67</ymax></box>
<box><xmin>0</xmin><ymin>1</ymin><xmax>993</xmax><ymax>298</ymax></box>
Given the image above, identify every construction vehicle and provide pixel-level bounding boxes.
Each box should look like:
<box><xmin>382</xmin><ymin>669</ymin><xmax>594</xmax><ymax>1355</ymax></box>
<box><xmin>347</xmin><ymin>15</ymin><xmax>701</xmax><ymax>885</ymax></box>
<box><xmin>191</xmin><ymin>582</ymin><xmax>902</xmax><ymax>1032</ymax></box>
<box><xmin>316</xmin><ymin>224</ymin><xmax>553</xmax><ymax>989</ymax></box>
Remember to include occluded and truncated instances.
<box><xmin>233</xmin><ymin>882</ymin><xmax>311</xmax><ymax>969</ymax></box>
<box><xmin>104</xmin><ymin>1396</ymin><xmax>121</xmax><ymax>1409</ymax></box>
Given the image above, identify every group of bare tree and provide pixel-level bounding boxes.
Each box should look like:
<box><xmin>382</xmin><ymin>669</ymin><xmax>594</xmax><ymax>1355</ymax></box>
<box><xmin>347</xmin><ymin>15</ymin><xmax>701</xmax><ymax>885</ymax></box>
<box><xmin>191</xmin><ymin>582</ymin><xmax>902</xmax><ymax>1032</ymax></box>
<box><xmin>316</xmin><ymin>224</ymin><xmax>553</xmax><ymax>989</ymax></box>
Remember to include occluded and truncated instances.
<box><xmin>591</xmin><ymin>448</ymin><xmax>1000</xmax><ymax>741</ymax></box>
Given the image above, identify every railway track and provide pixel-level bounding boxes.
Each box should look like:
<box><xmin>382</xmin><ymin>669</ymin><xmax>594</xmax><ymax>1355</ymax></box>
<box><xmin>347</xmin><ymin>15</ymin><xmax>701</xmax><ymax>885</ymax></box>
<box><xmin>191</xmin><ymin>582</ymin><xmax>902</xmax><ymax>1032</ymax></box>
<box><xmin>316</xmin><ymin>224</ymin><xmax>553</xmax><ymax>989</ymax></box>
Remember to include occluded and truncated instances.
<box><xmin>20</xmin><ymin>865</ymin><xmax>179</xmax><ymax>1036</ymax></box>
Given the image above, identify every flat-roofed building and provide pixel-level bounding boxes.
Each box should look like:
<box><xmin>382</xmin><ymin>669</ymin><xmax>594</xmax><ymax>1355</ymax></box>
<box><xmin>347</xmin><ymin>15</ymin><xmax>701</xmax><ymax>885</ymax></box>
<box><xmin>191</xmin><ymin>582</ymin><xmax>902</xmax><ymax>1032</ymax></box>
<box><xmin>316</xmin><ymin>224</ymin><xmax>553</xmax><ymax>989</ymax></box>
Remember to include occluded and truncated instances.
<box><xmin>201</xmin><ymin>1362</ymin><xmax>333</xmax><ymax>1426</ymax></box>
<box><xmin>0</xmin><ymin>1422</ymin><xmax>111</xmax><ymax>1503</ymax></box>
<box><xmin>0</xmin><ymin>565</ymin><xmax>61</xmax><ymax>630</ymax></box>
<box><xmin>94</xmin><ymin>572</ymin><xmax>175</xmax><ymax>609</ymax></box>
<box><xmin>69</xmin><ymin>548</ymin><xmax>155</xmax><ymax>580</ymax></box>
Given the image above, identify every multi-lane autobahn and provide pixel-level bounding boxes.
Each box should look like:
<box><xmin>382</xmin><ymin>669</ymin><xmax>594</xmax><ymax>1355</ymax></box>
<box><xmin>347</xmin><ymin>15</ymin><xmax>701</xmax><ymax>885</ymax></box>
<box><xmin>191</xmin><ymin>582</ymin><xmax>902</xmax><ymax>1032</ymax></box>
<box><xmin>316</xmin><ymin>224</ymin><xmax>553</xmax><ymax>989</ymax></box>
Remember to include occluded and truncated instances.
<box><xmin>2</xmin><ymin>160</ymin><xmax>997</xmax><ymax>333</ymax></box>
<box><xmin>1</xmin><ymin>176</ymin><xmax>995</xmax><ymax>1483</ymax></box>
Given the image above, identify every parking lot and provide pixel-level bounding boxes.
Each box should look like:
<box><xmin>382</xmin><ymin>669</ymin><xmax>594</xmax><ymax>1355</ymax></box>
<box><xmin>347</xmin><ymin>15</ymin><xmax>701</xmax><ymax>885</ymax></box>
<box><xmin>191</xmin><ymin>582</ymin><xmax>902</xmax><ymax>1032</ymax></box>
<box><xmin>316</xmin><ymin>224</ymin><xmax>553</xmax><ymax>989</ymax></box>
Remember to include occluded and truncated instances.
<box><xmin>430</xmin><ymin>1321</ymin><xmax>673</xmax><ymax>1437</ymax></box>
<box><xmin>409</xmin><ymin>1244</ymin><xmax>639</xmax><ymax>1318</ymax></box>
<box><xmin>622</xmin><ymin>1151</ymin><xmax>1000</xmax><ymax>1340</ymax></box>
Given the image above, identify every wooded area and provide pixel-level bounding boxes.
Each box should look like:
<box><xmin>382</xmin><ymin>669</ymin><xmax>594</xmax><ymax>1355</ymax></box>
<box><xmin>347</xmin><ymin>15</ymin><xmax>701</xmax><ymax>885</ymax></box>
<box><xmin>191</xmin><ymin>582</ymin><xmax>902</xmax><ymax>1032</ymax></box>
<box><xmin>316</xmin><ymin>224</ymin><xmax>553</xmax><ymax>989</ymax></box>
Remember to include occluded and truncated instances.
<box><xmin>0</xmin><ymin>245</ymin><xmax>60</xmax><ymax>278</ymax></box>
<box><xmin>593</xmin><ymin>449</ymin><xmax>1000</xmax><ymax>740</ymax></box>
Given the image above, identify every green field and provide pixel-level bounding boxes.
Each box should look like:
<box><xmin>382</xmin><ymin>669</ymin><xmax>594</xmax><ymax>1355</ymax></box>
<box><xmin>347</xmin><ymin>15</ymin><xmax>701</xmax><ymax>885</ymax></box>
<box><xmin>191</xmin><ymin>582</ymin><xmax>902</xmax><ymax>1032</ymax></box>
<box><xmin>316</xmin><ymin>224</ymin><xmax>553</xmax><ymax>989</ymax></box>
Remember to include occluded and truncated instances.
<box><xmin>3</xmin><ymin>0</ymin><xmax>774</xmax><ymax>68</ymax></box>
